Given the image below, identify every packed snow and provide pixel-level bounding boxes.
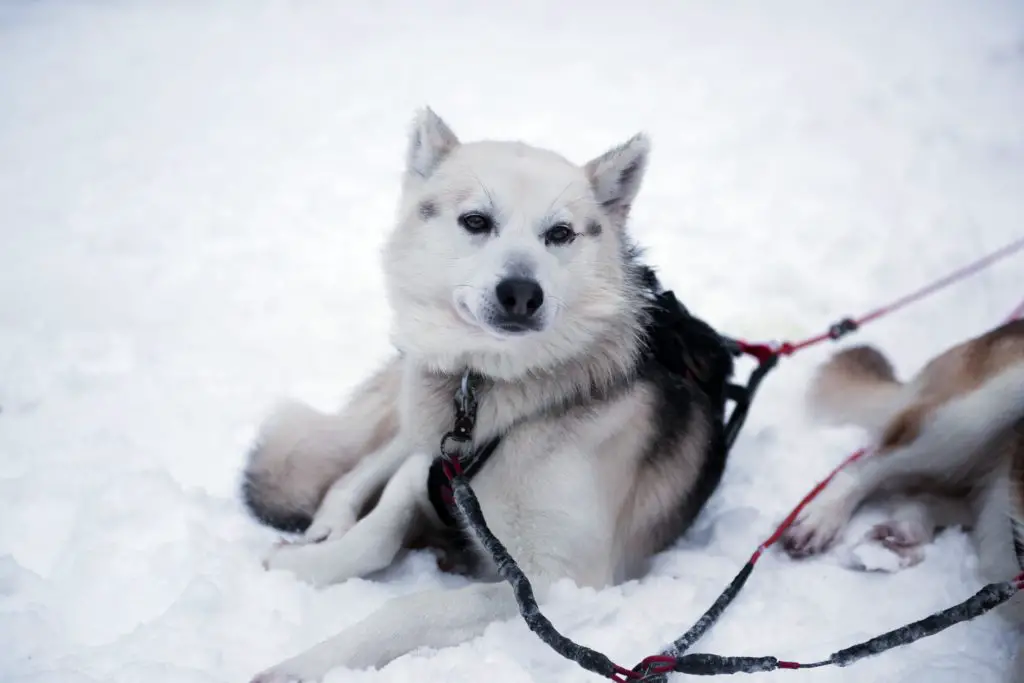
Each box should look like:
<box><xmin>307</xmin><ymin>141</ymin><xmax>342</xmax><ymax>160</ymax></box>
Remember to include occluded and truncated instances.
<box><xmin>2</xmin><ymin>1</ymin><xmax>1023</xmax><ymax>681</ymax></box>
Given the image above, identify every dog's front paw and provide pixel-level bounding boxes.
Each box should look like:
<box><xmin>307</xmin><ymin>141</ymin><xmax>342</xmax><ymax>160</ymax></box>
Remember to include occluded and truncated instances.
<box><xmin>302</xmin><ymin>519</ymin><xmax>344</xmax><ymax>544</ymax></box>
<box><xmin>262</xmin><ymin>541</ymin><xmax>339</xmax><ymax>588</ymax></box>
<box><xmin>266</xmin><ymin>516</ymin><xmax>349</xmax><ymax>555</ymax></box>
<box><xmin>782</xmin><ymin>494</ymin><xmax>855</xmax><ymax>559</ymax></box>
<box><xmin>295</xmin><ymin>501</ymin><xmax>359</xmax><ymax>546</ymax></box>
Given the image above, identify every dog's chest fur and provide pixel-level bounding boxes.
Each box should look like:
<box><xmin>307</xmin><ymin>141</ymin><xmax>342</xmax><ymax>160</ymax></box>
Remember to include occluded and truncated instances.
<box><xmin>401</xmin><ymin>351</ymin><xmax>718</xmax><ymax>585</ymax></box>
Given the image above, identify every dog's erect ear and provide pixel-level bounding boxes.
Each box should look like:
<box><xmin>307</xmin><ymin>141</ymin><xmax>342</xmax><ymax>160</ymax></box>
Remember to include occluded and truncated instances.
<box><xmin>584</xmin><ymin>133</ymin><xmax>650</xmax><ymax>226</ymax></box>
<box><xmin>406</xmin><ymin>107</ymin><xmax>460</xmax><ymax>181</ymax></box>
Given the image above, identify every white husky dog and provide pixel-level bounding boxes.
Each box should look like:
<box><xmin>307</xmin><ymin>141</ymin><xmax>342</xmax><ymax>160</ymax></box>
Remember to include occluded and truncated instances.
<box><xmin>242</xmin><ymin>108</ymin><xmax>735</xmax><ymax>682</ymax></box>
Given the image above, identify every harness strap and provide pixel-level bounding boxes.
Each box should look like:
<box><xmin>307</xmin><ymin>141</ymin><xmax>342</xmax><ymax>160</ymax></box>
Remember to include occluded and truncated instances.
<box><xmin>720</xmin><ymin>347</ymin><xmax>778</xmax><ymax>451</ymax></box>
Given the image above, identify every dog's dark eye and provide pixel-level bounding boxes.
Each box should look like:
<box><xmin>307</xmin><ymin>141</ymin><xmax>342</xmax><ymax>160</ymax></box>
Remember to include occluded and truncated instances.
<box><xmin>458</xmin><ymin>212</ymin><xmax>493</xmax><ymax>235</ymax></box>
<box><xmin>544</xmin><ymin>223</ymin><xmax>576</xmax><ymax>246</ymax></box>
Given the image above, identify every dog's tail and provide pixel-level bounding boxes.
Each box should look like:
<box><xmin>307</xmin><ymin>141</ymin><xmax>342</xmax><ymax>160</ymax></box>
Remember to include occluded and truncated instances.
<box><xmin>240</xmin><ymin>357</ymin><xmax>402</xmax><ymax>533</ymax></box>
<box><xmin>805</xmin><ymin>345</ymin><xmax>905</xmax><ymax>434</ymax></box>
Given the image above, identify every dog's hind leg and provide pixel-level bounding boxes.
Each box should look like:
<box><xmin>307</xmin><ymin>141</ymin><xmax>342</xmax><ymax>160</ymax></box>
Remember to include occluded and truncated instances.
<box><xmin>264</xmin><ymin>452</ymin><xmax>432</xmax><ymax>588</ymax></box>
<box><xmin>784</xmin><ymin>364</ymin><xmax>1024</xmax><ymax>558</ymax></box>
<box><xmin>842</xmin><ymin>493</ymin><xmax>972</xmax><ymax>572</ymax></box>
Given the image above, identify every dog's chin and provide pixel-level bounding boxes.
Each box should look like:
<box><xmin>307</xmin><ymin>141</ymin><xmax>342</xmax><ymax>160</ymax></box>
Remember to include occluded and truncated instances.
<box><xmin>466</xmin><ymin>314</ymin><xmax>545</xmax><ymax>341</ymax></box>
<box><xmin>486</xmin><ymin>318</ymin><xmax>543</xmax><ymax>339</ymax></box>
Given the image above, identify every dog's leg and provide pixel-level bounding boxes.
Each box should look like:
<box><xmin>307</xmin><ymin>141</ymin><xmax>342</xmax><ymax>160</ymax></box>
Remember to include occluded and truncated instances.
<box><xmin>784</xmin><ymin>368</ymin><xmax>1024</xmax><ymax>558</ymax></box>
<box><xmin>843</xmin><ymin>493</ymin><xmax>972</xmax><ymax>572</ymax></box>
<box><xmin>264</xmin><ymin>453</ymin><xmax>431</xmax><ymax>587</ymax></box>
<box><xmin>782</xmin><ymin>436</ymin><xmax>975</xmax><ymax>558</ymax></box>
<box><xmin>297</xmin><ymin>435</ymin><xmax>415</xmax><ymax>543</ymax></box>
<box><xmin>781</xmin><ymin>454</ymin><xmax>895</xmax><ymax>557</ymax></box>
<box><xmin>250</xmin><ymin>579</ymin><xmax>531</xmax><ymax>683</ymax></box>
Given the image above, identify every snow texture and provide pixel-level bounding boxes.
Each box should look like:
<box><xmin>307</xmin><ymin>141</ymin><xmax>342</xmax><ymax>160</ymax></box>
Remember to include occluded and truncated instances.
<box><xmin>1</xmin><ymin>1</ymin><xmax>1023</xmax><ymax>682</ymax></box>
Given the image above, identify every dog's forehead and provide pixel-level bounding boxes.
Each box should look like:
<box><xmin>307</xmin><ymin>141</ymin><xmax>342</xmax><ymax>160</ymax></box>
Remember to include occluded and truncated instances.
<box><xmin>441</xmin><ymin>141</ymin><xmax>592</xmax><ymax>214</ymax></box>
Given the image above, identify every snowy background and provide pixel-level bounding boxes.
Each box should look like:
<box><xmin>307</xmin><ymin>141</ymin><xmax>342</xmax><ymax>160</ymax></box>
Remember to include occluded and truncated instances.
<box><xmin>2</xmin><ymin>1</ymin><xmax>1023</xmax><ymax>681</ymax></box>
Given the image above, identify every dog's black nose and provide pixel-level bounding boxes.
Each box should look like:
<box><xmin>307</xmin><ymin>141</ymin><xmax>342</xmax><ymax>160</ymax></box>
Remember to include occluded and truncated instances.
<box><xmin>495</xmin><ymin>277</ymin><xmax>544</xmax><ymax>318</ymax></box>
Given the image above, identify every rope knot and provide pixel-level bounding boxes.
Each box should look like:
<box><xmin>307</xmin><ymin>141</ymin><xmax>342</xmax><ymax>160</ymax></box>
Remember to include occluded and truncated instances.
<box><xmin>827</xmin><ymin>317</ymin><xmax>858</xmax><ymax>340</ymax></box>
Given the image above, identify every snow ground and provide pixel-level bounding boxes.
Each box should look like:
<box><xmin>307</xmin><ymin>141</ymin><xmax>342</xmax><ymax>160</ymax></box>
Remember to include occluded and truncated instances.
<box><xmin>1</xmin><ymin>1</ymin><xmax>1023</xmax><ymax>681</ymax></box>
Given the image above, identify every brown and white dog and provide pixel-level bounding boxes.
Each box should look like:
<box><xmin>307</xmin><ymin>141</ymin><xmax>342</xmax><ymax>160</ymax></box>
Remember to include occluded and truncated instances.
<box><xmin>782</xmin><ymin>319</ymin><xmax>1024</xmax><ymax>627</ymax></box>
